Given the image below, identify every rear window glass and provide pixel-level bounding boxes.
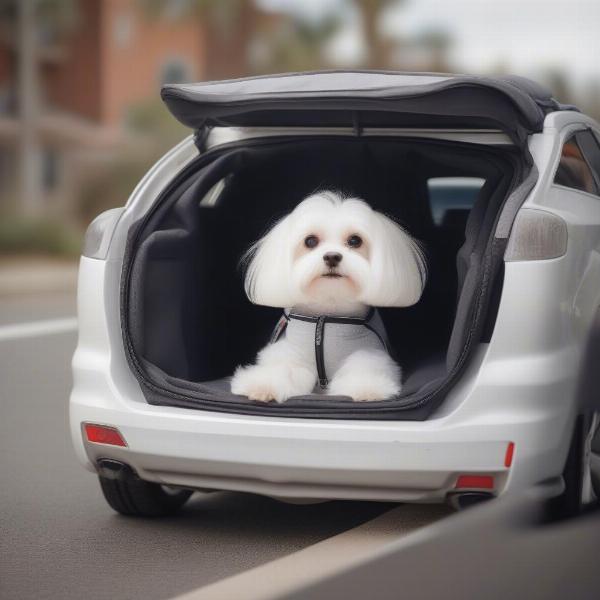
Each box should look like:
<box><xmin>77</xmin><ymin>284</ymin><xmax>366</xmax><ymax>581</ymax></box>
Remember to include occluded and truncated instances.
<box><xmin>554</xmin><ymin>134</ymin><xmax>599</xmax><ymax>196</ymax></box>
<box><xmin>576</xmin><ymin>130</ymin><xmax>600</xmax><ymax>191</ymax></box>
<box><xmin>427</xmin><ymin>177</ymin><xmax>485</xmax><ymax>227</ymax></box>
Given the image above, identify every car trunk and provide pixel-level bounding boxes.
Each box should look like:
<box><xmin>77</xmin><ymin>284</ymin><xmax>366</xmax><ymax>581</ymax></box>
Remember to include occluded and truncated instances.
<box><xmin>120</xmin><ymin>71</ymin><xmax>564</xmax><ymax>420</ymax></box>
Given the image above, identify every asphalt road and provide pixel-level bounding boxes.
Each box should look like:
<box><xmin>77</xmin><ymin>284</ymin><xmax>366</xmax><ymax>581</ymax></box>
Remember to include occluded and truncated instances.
<box><xmin>0</xmin><ymin>291</ymin><xmax>446</xmax><ymax>600</ymax></box>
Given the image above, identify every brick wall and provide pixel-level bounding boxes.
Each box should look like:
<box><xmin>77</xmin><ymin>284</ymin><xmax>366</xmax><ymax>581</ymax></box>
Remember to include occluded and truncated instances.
<box><xmin>44</xmin><ymin>0</ymin><xmax>205</xmax><ymax>127</ymax></box>
<box><xmin>100</xmin><ymin>0</ymin><xmax>205</xmax><ymax>127</ymax></box>
<box><xmin>44</xmin><ymin>0</ymin><xmax>103</xmax><ymax>122</ymax></box>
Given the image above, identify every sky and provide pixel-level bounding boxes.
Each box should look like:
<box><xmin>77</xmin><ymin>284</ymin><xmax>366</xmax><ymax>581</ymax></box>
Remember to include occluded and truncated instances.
<box><xmin>258</xmin><ymin>0</ymin><xmax>600</xmax><ymax>94</ymax></box>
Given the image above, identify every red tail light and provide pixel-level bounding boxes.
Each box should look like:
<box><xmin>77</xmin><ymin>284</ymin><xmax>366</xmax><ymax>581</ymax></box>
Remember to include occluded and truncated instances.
<box><xmin>455</xmin><ymin>475</ymin><xmax>495</xmax><ymax>490</ymax></box>
<box><xmin>84</xmin><ymin>423</ymin><xmax>127</xmax><ymax>447</ymax></box>
<box><xmin>504</xmin><ymin>442</ymin><xmax>515</xmax><ymax>468</ymax></box>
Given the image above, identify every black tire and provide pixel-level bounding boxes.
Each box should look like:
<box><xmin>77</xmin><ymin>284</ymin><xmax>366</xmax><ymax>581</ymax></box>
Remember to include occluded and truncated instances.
<box><xmin>98</xmin><ymin>473</ymin><xmax>193</xmax><ymax>517</ymax></box>
<box><xmin>547</xmin><ymin>415</ymin><xmax>590</xmax><ymax>520</ymax></box>
<box><xmin>560</xmin><ymin>417</ymin><xmax>585</xmax><ymax>516</ymax></box>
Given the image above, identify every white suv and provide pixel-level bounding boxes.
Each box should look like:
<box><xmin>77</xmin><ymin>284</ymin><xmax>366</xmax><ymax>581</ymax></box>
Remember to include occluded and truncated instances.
<box><xmin>70</xmin><ymin>71</ymin><xmax>600</xmax><ymax>516</ymax></box>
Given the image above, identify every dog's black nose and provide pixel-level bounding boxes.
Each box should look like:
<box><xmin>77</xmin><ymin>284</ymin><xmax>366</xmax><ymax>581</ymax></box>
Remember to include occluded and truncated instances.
<box><xmin>323</xmin><ymin>252</ymin><xmax>343</xmax><ymax>267</ymax></box>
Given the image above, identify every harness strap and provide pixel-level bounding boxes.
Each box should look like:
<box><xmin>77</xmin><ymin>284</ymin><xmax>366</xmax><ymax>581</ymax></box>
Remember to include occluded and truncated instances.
<box><xmin>314</xmin><ymin>316</ymin><xmax>328</xmax><ymax>388</ymax></box>
<box><xmin>270</xmin><ymin>308</ymin><xmax>385</xmax><ymax>389</ymax></box>
<box><xmin>270</xmin><ymin>313</ymin><xmax>289</xmax><ymax>344</ymax></box>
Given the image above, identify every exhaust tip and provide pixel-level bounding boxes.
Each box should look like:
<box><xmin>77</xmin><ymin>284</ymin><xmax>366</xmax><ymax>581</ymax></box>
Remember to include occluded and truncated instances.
<box><xmin>447</xmin><ymin>491</ymin><xmax>495</xmax><ymax>511</ymax></box>
<box><xmin>96</xmin><ymin>458</ymin><xmax>135</xmax><ymax>481</ymax></box>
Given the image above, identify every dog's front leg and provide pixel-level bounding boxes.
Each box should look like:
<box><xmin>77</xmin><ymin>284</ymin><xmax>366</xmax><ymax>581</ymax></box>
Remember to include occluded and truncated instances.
<box><xmin>231</xmin><ymin>339</ymin><xmax>317</xmax><ymax>403</ymax></box>
<box><xmin>327</xmin><ymin>349</ymin><xmax>402</xmax><ymax>401</ymax></box>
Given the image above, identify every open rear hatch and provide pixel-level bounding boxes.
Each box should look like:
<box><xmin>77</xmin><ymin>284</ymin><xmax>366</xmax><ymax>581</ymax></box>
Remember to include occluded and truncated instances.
<box><xmin>121</xmin><ymin>71</ymin><xmax>568</xmax><ymax>420</ymax></box>
<box><xmin>161</xmin><ymin>71</ymin><xmax>565</xmax><ymax>144</ymax></box>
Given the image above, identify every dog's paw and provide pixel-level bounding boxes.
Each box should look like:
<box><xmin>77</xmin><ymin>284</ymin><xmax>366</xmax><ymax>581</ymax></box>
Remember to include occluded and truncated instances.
<box><xmin>231</xmin><ymin>351</ymin><xmax>317</xmax><ymax>404</ymax></box>
<box><xmin>231</xmin><ymin>370</ymin><xmax>280</xmax><ymax>403</ymax></box>
<box><xmin>328</xmin><ymin>378</ymin><xmax>401</xmax><ymax>402</ymax></box>
<box><xmin>241</xmin><ymin>385</ymin><xmax>280</xmax><ymax>403</ymax></box>
<box><xmin>231</xmin><ymin>366</ymin><xmax>289</xmax><ymax>403</ymax></box>
<box><xmin>327</xmin><ymin>349</ymin><xmax>402</xmax><ymax>402</ymax></box>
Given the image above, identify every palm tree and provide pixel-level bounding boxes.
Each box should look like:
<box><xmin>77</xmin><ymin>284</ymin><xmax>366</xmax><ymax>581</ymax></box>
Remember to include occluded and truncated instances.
<box><xmin>253</xmin><ymin>11</ymin><xmax>341</xmax><ymax>74</ymax></box>
<box><xmin>414</xmin><ymin>28</ymin><xmax>452</xmax><ymax>72</ymax></box>
<box><xmin>352</xmin><ymin>0</ymin><xmax>404</xmax><ymax>69</ymax></box>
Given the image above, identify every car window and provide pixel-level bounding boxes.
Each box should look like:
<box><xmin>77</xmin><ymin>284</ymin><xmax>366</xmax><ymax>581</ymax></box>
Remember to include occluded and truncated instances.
<box><xmin>554</xmin><ymin>134</ymin><xmax>599</xmax><ymax>196</ymax></box>
<box><xmin>427</xmin><ymin>177</ymin><xmax>485</xmax><ymax>227</ymax></box>
<box><xmin>575</xmin><ymin>130</ymin><xmax>600</xmax><ymax>191</ymax></box>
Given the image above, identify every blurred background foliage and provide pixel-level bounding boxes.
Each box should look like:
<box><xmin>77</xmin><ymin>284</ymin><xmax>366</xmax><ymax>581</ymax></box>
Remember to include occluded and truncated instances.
<box><xmin>1</xmin><ymin>0</ymin><xmax>599</xmax><ymax>257</ymax></box>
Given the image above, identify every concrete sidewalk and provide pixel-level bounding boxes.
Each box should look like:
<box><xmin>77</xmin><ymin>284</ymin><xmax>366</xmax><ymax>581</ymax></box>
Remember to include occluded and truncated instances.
<box><xmin>0</xmin><ymin>257</ymin><xmax>79</xmax><ymax>296</ymax></box>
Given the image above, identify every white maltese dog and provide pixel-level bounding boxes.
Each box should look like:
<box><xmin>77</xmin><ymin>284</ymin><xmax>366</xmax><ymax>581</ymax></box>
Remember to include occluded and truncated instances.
<box><xmin>231</xmin><ymin>191</ymin><xmax>426</xmax><ymax>403</ymax></box>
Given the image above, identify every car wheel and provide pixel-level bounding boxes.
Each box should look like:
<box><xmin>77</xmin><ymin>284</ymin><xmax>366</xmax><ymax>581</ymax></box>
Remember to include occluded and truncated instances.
<box><xmin>98</xmin><ymin>467</ymin><xmax>193</xmax><ymax>517</ymax></box>
<box><xmin>581</xmin><ymin>412</ymin><xmax>599</xmax><ymax>505</ymax></box>
<box><xmin>552</xmin><ymin>413</ymin><xmax>599</xmax><ymax>518</ymax></box>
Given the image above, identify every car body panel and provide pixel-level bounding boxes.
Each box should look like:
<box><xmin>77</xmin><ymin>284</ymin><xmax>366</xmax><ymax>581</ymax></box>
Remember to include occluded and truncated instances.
<box><xmin>70</xmin><ymin>109</ymin><xmax>600</xmax><ymax>503</ymax></box>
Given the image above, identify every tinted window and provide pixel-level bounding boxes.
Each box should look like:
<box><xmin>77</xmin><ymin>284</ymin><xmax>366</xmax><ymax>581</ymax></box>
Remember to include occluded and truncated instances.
<box><xmin>554</xmin><ymin>134</ymin><xmax>599</xmax><ymax>196</ymax></box>
<box><xmin>427</xmin><ymin>177</ymin><xmax>485</xmax><ymax>227</ymax></box>
<box><xmin>576</xmin><ymin>130</ymin><xmax>600</xmax><ymax>191</ymax></box>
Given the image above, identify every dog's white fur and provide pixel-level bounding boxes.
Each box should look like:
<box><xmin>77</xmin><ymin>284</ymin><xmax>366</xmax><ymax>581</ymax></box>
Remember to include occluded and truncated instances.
<box><xmin>231</xmin><ymin>191</ymin><xmax>426</xmax><ymax>402</ymax></box>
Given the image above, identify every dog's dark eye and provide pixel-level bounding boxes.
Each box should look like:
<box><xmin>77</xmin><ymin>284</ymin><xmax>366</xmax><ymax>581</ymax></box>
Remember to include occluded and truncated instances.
<box><xmin>304</xmin><ymin>235</ymin><xmax>319</xmax><ymax>249</ymax></box>
<box><xmin>347</xmin><ymin>234</ymin><xmax>363</xmax><ymax>248</ymax></box>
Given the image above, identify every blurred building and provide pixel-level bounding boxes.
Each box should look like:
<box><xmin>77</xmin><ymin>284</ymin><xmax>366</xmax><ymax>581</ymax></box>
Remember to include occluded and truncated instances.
<box><xmin>1</xmin><ymin>0</ymin><xmax>207</xmax><ymax>221</ymax></box>
<box><xmin>0</xmin><ymin>0</ymin><xmax>494</xmax><ymax>229</ymax></box>
<box><xmin>44</xmin><ymin>0</ymin><xmax>205</xmax><ymax>127</ymax></box>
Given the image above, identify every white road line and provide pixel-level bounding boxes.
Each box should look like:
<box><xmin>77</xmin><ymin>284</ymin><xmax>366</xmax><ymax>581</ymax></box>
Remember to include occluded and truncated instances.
<box><xmin>174</xmin><ymin>504</ymin><xmax>451</xmax><ymax>600</ymax></box>
<box><xmin>0</xmin><ymin>317</ymin><xmax>77</xmax><ymax>341</ymax></box>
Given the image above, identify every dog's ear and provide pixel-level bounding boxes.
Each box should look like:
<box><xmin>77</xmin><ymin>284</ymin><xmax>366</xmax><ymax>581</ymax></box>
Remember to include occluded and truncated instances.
<box><xmin>360</xmin><ymin>213</ymin><xmax>427</xmax><ymax>307</ymax></box>
<box><xmin>242</xmin><ymin>216</ymin><xmax>296</xmax><ymax>308</ymax></box>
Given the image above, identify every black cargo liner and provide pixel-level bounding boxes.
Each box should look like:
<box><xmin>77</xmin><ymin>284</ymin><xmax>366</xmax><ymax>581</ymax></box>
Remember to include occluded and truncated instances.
<box><xmin>121</xmin><ymin>133</ymin><xmax>527</xmax><ymax>419</ymax></box>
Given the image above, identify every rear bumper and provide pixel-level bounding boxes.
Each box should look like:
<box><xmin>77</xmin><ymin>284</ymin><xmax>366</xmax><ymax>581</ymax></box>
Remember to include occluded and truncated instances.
<box><xmin>70</xmin><ymin>256</ymin><xmax>578</xmax><ymax>503</ymax></box>
<box><xmin>71</xmin><ymin>392</ymin><xmax>566</xmax><ymax>502</ymax></box>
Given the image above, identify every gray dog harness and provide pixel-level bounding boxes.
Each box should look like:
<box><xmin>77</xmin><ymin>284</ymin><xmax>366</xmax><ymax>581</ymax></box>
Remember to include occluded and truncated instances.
<box><xmin>271</xmin><ymin>308</ymin><xmax>391</xmax><ymax>389</ymax></box>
